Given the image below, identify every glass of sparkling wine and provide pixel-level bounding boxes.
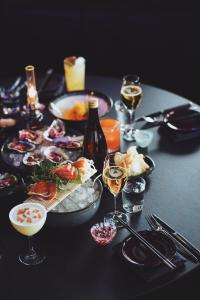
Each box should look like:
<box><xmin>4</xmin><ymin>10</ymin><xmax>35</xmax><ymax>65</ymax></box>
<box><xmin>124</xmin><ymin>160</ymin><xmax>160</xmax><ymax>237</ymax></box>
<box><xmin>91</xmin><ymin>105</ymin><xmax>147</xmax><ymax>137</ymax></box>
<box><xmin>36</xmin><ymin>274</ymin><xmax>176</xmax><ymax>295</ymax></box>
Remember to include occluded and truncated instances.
<box><xmin>103</xmin><ymin>153</ymin><xmax>128</xmax><ymax>227</ymax></box>
<box><xmin>9</xmin><ymin>202</ymin><xmax>47</xmax><ymax>266</ymax></box>
<box><xmin>120</xmin><ymin>74</ymin><xmax>143</xmax><ymax>142</ymax></box>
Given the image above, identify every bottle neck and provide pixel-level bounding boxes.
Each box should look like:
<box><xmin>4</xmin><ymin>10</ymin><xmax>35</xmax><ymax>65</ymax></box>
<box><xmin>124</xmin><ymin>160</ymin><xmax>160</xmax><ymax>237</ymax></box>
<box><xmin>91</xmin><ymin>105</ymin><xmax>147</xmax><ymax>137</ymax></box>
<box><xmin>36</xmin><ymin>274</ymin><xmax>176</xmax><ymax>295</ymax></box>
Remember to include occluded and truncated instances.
<box><xmin>88</xmin><ymin>107</ymin><xmax>100</xmax><ymax>125</ymax></box>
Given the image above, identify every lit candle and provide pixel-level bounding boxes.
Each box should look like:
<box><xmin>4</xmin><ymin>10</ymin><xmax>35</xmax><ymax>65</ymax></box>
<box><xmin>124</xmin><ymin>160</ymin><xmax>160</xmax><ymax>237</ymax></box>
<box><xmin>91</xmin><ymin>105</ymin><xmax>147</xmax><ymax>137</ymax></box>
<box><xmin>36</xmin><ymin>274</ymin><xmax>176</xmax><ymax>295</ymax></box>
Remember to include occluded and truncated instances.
<box><xmin>25</xmin><ymin>65</ymin><xmax>38</xmax><ymax>108</ymax></box>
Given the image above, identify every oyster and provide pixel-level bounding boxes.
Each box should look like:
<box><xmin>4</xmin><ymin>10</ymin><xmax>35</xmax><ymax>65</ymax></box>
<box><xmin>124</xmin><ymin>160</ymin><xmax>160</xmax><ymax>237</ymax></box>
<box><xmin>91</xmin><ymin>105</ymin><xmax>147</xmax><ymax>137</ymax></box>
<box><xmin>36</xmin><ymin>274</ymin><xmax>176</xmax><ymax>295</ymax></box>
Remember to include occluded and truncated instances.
<box><xmin>23</xmin><ymin>151</ymin><xmax>44</xmax><ymax>166</ymax></box>
<box><xmin>7</xmin><ymin>141</ymin><xmax>36</xmax><ymax>153</ymax></box>
<box><xmin>53</xmin><ymin>136</ymin><xmax>82</xmax><ymax>149</ymax></box>
<box><xmin>44</xmin><ymin>146</ymin><xmax>69</xmax><ymax>163</ymax></box>
<box><xmin>19</xmin><ymin>129</ymin><xmax>43</xmax><ymax>145</ymax></box>
<box><xmin>0</xmin><ymin>173</ymin><xmax>18</xmax><ymax>189</ymax></box>
<box><xmin>43</xmin><ymin>119</ymin><xmax>65</xmax><ymax>141</ymax></box>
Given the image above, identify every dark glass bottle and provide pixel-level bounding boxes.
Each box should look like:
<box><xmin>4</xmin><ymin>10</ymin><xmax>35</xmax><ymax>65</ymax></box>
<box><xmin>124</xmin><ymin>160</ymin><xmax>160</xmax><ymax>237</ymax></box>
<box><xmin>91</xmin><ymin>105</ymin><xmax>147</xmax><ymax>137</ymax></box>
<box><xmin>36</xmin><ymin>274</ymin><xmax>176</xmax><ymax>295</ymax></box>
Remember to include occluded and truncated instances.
<box><xmin>83</xmin><ymin>98</ymin><xmax>107</xmax><ymax>173</ymax></box>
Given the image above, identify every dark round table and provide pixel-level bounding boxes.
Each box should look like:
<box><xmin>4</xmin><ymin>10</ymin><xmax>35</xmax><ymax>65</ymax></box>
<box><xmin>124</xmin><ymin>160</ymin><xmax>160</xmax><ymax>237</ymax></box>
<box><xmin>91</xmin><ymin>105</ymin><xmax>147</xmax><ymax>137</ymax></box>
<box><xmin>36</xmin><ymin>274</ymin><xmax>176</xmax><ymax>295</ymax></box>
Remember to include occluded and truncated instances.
<box><xmin>0</xmin><ymin>75</ymin><xmax>200</xmax><ymax>300</ymax></box>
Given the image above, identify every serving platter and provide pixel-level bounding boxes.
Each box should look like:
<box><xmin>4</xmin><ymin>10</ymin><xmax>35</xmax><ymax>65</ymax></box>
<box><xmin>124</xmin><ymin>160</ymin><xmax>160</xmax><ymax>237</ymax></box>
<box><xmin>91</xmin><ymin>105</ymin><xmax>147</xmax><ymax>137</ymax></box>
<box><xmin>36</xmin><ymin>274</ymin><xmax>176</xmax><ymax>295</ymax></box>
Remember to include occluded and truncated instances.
<box><xmin>1</xmin><ymin>126</ymin><xmax>83</xmax><ymax>173</ymax></box>
<box><xmin>24</xmin><ymin>161</ymin><xmax>97</xmax><ymax>212</ymax></box>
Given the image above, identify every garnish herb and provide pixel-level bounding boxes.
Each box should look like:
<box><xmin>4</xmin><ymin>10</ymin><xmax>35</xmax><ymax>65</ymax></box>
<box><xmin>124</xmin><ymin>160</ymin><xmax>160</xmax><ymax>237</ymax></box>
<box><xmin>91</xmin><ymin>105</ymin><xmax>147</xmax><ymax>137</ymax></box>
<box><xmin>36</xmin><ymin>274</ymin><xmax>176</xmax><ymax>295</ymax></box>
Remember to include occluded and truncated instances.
<box><xmin>31</xmin><ymin>161</ymin><xmax>82</xmax><ymax>190</ymax></box>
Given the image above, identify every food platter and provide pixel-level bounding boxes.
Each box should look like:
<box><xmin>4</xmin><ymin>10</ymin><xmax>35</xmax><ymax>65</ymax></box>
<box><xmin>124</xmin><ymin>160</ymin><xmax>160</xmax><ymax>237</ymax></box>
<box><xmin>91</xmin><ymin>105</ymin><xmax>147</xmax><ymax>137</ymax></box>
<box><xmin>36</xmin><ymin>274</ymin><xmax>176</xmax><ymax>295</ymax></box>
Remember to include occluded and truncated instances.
<box><xmin>24</xmin><ymin>159</ymin><xmax>97</xmax><ymax>212</ymax></box>
<box><xmin>1</xmin><ymin>121</ymin><xmax>83</xmax><ymax>173</ymax></box>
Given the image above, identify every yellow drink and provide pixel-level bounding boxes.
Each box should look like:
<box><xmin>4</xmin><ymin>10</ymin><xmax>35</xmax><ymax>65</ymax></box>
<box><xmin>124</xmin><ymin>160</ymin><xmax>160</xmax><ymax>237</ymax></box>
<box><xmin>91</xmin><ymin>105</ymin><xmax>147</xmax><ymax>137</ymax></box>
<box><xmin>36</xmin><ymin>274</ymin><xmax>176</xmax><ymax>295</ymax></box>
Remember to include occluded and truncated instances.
<box><xmin>103</xmin><ymin>166</ymin><xmax>127</xmax><ymax>196</ymax></box>
<box><xmin>9</xmin><ymin>203</ymin><xmax>47</xmax><ymax>236</ymax></box>
<box><xmin>64</xmin><ymin>56</ymin><xmax>85</xmax><ymax>91</ymax></box>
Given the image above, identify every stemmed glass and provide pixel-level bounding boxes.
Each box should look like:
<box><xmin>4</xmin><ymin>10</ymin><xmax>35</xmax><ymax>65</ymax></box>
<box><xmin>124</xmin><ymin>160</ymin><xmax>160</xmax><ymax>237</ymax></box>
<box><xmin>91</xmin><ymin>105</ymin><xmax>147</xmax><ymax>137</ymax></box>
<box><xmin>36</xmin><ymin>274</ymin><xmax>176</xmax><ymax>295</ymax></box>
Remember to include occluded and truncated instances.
<box><xmin>120</xmin><ymin>74</ymin><xmax>143</xmax><ymax>141</ymax></box>
<box><xmin>9</xmin><ymin>202</ymin><xmax>47</xmax><ymax>266</ymax></box>
<box><xmin>103</xmin><ymin>153</ymin><xmax>128</xmax><ymax>227</ymax></box>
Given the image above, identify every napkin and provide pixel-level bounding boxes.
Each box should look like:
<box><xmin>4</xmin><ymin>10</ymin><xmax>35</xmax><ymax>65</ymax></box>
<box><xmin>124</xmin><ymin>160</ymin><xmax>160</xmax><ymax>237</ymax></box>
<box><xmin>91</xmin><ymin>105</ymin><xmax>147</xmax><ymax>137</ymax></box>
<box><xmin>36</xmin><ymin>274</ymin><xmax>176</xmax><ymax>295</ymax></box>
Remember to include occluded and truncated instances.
<box><xmin>113</xmin><ymin>236</ymin><xmax>185</xmax><ymax>282</ymax></box>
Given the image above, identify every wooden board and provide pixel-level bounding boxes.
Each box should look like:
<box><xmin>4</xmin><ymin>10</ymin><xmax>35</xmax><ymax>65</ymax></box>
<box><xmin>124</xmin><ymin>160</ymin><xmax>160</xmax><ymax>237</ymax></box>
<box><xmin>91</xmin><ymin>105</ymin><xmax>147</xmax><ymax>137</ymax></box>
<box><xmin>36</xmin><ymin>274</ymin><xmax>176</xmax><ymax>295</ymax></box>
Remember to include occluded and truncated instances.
<box><xmin>24</xmin><ymin>166</ymin><xmax>97</xmax><ymax>212</ymax></box>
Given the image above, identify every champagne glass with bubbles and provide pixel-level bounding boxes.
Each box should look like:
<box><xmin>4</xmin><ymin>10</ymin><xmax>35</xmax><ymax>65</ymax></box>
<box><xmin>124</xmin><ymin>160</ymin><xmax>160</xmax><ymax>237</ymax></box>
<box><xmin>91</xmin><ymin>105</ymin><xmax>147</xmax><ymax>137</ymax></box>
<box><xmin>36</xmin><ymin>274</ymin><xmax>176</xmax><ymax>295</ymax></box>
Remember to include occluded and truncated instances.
<box><xmin>120</xmin><ymin>74</ymin><xmax>143</xmax><ymax>141</ymax></box>
<box><xmin>103</xmin><ymin>153</ymin><xmax>128</xmax><ymax>227</ymax></box>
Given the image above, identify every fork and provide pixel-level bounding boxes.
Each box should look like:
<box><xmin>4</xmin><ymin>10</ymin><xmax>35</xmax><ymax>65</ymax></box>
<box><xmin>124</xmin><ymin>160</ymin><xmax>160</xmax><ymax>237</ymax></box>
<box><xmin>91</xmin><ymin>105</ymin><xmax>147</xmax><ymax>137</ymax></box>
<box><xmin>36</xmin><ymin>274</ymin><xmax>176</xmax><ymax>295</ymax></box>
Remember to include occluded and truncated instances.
<box><xmin>145</xmin><ymin>215</ymin><xmax>199</xmax><ymax>263</ymax></box>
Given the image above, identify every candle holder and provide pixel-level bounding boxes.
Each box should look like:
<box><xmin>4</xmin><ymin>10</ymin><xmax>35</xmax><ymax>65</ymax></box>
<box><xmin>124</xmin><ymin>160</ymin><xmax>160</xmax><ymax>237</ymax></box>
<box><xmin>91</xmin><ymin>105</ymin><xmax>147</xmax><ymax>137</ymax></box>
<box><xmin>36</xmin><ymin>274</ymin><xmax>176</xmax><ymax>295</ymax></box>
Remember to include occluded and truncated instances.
<box><xmin>25</xmin><ymin>65</ymin><xmax>43</xmax><ymax>129</ymax></box>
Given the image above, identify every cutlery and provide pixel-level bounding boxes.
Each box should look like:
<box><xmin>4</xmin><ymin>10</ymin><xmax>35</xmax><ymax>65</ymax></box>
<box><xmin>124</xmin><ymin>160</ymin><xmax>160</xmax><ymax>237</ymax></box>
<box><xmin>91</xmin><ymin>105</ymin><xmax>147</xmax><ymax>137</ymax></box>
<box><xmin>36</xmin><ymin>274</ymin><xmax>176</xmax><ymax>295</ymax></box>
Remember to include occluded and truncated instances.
<box><xmin>38</xmin><ymin>68</ymin><xmax>54</xmax><ymax>95</ymax></box>
<box><xmin>115</xmin><ymin>216</ymin><xmax>177</xmax><ymax>270</ymax></box>
<box><xmin>135</xmin><ymin>103</ymin><xmax>195</xmax><ymax>124</ymax></box>
<box><xmin>145</xmin><ymin>215</ymin><xmax>199</xmax><ymax>263</ymax></box>
<box><xmin>152</xmin><ymin>214</ymin><xmax>200</xmax><ymax>260</ymax></box>
<box><xmin>8</xmin><ymin>76</ymin><xmax>22</xmax><ymax>92</ymax></box>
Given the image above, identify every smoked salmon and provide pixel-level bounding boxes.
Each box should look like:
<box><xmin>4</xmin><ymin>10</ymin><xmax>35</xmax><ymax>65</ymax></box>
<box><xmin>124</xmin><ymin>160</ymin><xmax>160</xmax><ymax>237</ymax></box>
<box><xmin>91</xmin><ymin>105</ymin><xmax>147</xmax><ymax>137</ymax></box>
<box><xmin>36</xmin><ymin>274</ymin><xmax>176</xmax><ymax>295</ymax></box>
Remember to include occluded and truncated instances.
<box><xmin>28</xmin><ymin>180</ymin><xmax>57</xmax><ymax>201</ymax></box>
<box><xmin>51</xmin><ymin>162</ymin><xmax>78</xmax><ymax>181</ymax></box>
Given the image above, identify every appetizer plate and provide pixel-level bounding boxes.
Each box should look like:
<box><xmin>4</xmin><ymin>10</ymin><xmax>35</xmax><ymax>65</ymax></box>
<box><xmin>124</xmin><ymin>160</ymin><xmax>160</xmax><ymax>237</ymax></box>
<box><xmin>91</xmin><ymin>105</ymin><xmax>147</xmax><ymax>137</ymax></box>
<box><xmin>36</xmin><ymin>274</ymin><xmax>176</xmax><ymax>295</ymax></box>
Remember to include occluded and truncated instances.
<box><xmin>1</xmin><ymin>127</ymin><xmax>82</xmax><ymax>172</ymax></box>
<box><xmin>122</xmin><ymin>230</ymin><xmax>176</xmax><ymax>268</ymax></box>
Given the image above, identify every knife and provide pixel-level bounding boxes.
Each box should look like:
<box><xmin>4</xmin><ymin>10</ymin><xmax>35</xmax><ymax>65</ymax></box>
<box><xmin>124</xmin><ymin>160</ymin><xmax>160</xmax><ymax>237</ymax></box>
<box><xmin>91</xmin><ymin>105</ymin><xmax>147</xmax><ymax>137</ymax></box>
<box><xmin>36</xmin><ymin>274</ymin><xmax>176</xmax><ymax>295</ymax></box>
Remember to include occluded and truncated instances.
<box><xmin>135</xmin><ymin>103</ymin><xmax>193</xmax><ymax>123</ymax></box>
<box><xmin>153</xmin><ymin>214</ymin><xmax>200</xmax><ymax>260</ymax></box>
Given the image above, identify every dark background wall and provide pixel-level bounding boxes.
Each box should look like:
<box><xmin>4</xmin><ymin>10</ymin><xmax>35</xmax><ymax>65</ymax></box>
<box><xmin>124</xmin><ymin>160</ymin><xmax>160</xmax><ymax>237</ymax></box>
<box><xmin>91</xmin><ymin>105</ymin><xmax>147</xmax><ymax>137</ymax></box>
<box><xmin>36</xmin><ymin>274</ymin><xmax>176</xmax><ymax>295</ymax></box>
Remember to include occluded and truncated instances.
<box><xmin>1</xmin><ymin>0</ymin><xmax>200</xmax><ymax>103</ymax></box>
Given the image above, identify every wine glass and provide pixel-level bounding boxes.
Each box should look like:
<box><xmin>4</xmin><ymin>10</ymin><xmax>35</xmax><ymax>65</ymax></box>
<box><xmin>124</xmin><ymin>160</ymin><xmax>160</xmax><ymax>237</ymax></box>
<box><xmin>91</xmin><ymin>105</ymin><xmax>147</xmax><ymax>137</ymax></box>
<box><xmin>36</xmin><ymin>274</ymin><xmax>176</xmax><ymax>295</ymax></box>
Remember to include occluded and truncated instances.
<box><xmin>103</xmin><ymin>153</ymin><xmax>128</xmax><ymax>227</ymax></box>
<box><xmin>120</xmin><ymin>74</ymin><xmax>143</xmax><ymax>141</ymax></box>
<box><xmin>9</xmin><ymin>202</ymin><xmax>47</xmax><ymax>266</ymax></box>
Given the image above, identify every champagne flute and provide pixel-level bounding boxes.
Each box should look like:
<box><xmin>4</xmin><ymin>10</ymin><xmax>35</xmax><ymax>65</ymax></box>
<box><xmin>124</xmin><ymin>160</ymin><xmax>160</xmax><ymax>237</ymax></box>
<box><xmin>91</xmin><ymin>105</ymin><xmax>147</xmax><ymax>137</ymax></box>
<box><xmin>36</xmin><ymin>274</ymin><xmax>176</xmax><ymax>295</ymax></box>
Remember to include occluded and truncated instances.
<box><xmin>103</xmin><ymin>153</ymin><xmax>128</xmax><ymax>227</ymax></box>
<box><xmin>120</xmin><ymin>74</ymin><xmax>143</xmax><ymax>141</ymax></box>
<box><xmin>9</xmin><ymin>202</ymin><xmax>47</xmax><ymax>266</ymax></box>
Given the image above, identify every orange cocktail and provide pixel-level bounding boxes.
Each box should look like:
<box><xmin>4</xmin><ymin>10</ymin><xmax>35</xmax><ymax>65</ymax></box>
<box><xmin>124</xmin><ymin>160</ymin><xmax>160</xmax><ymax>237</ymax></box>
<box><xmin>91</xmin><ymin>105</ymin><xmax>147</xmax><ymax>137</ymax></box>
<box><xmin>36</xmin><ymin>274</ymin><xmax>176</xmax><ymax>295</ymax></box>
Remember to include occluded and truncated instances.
<box><xmin>100</xmin><ymin>119</ymin><xmax>120</xmax><ymax>153</ymax></box>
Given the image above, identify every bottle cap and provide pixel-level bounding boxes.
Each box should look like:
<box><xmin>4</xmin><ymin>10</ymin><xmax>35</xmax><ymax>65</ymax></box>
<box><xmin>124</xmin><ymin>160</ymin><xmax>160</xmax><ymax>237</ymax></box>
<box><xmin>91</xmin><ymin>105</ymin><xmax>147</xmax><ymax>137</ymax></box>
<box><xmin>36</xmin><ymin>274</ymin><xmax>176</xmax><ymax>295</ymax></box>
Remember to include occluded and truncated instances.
<box><xmin>88</xmin><ymin>97</ymin><xmax>98</xmax><ymax>108</ymax></box>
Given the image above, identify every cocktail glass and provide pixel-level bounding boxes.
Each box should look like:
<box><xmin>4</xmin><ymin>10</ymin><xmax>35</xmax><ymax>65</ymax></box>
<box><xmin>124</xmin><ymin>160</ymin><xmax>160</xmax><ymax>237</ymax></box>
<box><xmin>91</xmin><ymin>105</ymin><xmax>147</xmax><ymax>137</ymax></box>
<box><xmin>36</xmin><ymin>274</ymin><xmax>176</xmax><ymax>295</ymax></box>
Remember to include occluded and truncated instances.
<box><xmin>9</xmin><ymin>202</ymin><xmax>47</xmax><ymax>266</ymax></box>
<box><xmin>64</xmin><ymin>56</ymin><xmax>85</xmax><ymax>92</ymax></box>
<box><xmin>100</xmin><ymin>118</ymin><xmax>120</xmax><ymax>153</ymax></box>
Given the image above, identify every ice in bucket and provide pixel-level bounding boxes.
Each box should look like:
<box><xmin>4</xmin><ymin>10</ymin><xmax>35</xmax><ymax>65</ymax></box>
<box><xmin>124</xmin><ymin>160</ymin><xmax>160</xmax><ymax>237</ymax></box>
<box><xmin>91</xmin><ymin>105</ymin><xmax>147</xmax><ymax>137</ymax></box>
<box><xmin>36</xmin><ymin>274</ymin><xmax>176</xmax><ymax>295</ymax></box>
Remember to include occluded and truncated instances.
<box><xmin>64</xmin><ymin>56</ymin><xmax>85</xmax><ymax>91</ymax></box>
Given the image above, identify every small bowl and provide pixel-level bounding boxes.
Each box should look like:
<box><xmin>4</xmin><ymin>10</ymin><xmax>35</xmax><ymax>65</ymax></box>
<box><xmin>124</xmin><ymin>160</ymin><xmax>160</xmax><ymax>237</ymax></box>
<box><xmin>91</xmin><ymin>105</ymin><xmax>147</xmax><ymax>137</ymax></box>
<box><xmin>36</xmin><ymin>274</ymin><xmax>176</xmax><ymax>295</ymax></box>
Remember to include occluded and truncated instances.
<box><xmin>48</xmin><ymin>90</ymin><xmax>113</xmax><ymax>130</ymax></box>
<box><xmin>90</xmin><ymin>222</ymin><xmax>117</xmax><ymax>246</ymax></box>
<box><xmin>47</xmin><ymin>179</ymin><xmax>103</xmax><ymax>228</ymax></box>
<box><xmin>134</xmin><ymin>129</ymin><xmax>154</xmax><ymax>148</ymax></box>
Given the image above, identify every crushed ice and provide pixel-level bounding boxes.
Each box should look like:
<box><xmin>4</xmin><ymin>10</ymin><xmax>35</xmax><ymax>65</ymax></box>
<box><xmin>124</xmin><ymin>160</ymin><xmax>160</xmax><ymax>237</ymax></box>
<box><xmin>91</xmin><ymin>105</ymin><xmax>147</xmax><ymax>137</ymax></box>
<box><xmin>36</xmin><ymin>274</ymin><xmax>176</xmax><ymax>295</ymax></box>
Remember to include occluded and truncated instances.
<box><xmin>51</xmin><ymin>179</ymin><xmax>101</xmax><ymax>213</ymax></box>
